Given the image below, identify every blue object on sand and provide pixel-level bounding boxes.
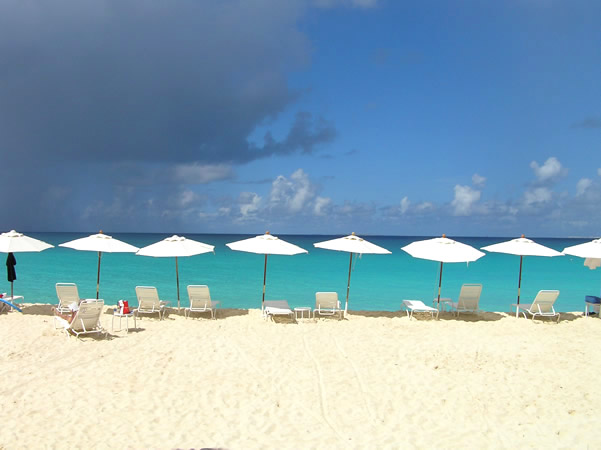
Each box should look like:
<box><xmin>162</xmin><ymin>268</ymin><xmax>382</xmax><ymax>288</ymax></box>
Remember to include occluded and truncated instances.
<box><xmin>0</xmin><ymin>298</ymin><xmax>22</xmax><ymax>313</ymax></box>
<box><xmin>585</xmin><ymin>295</ymin><xmax>601</xmax><ymax>304</ymax></box>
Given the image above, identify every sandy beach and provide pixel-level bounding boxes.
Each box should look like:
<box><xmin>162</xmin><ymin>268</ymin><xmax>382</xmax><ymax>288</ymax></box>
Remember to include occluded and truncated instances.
<box><xmin>1</xmin><ymin>305</ymin><xmax>601</xmax><ymax>449</ymax></box>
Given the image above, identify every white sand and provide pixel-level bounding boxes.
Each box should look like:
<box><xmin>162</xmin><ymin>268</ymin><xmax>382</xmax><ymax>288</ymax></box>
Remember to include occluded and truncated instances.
<box><xmin>1</xmin><ymin>305</ymin><xmax>601</xmax><ymax>449</ymax></box>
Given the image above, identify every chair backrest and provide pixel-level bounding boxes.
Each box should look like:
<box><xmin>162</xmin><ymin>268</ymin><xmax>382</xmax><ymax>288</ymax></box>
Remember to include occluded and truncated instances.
<box><xmin>315</xmin><ymin>292</ymin><xmax>340</xmax><ymax>310</ymax></box>
<box><xmin>69</xmin><ymin>299</ymin><xmax>104</xmax><ymax>332</ymax></box>
<box><xmin>457</xmin><ymin>284</ymin><xmax>482</xmax><ymax>310</ymax></box>
<box><xmin>531</xmin><ymin>290</ymin><xmax>559</xmax><ymax>313</ymax></box>
<box><xmin>187</xmin><ymin>285</ymin><xmax>213</xmax><ymax>308</ymax></box>
<box><xmin>56</xmin><ymin>283</ymin><xmax>80</xmax><ymax>308</ymax></box>
<box><xmin>135</xmin><ymin>286</ymin><xmax>161</xmax><ymax>309</ymax></box>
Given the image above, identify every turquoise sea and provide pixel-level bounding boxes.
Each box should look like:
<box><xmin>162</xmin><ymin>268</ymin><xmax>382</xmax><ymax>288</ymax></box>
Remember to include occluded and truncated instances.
<box><xmin>2</xmin><ymin>233</ymin><xmax>600</xmax><ymax>312</ymax></box>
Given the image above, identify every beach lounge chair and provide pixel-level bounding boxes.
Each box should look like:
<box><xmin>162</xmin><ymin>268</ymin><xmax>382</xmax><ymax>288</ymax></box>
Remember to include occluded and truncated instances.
<box><xmin>402</xmin><ymin>300</ymin><xmax>440</xmax><ymax>320</ymax></box>
<box><xmin>263</xmin><ymin>300</ymin><xmax>294</xmax><ymax>321</ymax></box>
<box><xmin>54</xmin><ymin>299</ymin><xmax>106</xmax><ymax>338</ymax></box>
<box><xmin>516</xmin><ymin>290</ymin><xmax>560</xmax><ymax>322</ymax></box>
<box><xmin>447</xmin><ymin>284</ymin><xmax>482</xmax><ymax>316</ymax></box>
<box><xmin>135</xmin><ymin>286</ymin><xmax>169</xmax><ymax>320</ymax></box>
<box><xmin>0</xmin><ymin>297</ymin><xmax>23</xmax><ymax>313</ymax></box>
<box><xmin>56</xmin><ymin>283</ymin><xmax>81</xmax><ymax>314</ymax></box>
<box><xmin>185</xmin><ymin>285</ymin><xmax>220</xmax><ymax>319</ymax></box>
<box><xmin>314</xmin><ymin>292</ymin><xmax>343</xmax><ymax>319</ymax></box>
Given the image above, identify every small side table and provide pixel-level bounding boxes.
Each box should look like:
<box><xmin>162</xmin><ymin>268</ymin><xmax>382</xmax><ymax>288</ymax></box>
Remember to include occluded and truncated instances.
<box><xmin>586</xmin><ymin>302</ymin><xmax>600</xmax><ymax>316</ymax></box>
<box><xmin>112</xmin><ymin>311</ymin><xmax>136</xmax><ymax>332</ymax></box>
<box><xmin>585</xmin><ymin>295</ymin><xmax>601</xmax><ymax>317</ymax></box>
<box><xmin>432</xmin><ymin>298</ymin><xmax>451</xmax><ymax>311</ymax></box>
<box><xmin>294</xmin><ymin>307</ymin><xmax>312</xmax><ymax>320</ymax></box>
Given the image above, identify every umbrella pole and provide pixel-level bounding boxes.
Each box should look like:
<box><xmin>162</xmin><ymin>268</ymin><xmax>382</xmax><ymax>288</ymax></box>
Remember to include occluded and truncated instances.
<box><xmin>517</xmin><ymin>255</ymin><xmax>523</xmax><ymax>304</ymax></box>
<box><xmin>10</xmin><ymin>280</ymin><xmax>13</xmax><ymax>299</ymax></box>
<box><xmin>96</xmin><ymin>251</ymin><xmax>102</xmax><ymax>299</ymax></box>
<box><xmin>514</xmin><ymin>256</ymin><xmax>524</xmax><ymax>318</ymax></box>
<box><xmin>345</xmin><ymin>253</ymin><xmax>353</xmax><ymax>318</ymax></box>
<box><xmin>437</xmin><ymin>262</ymin><xmax>444</xmax><ymax>307</ymax></box>
<box><xmin>175</xmin><ymin>256</ymin><xmax>180</xmax><ymax>311</ymax></box>
<box><xmin>262</xmin><ymin>254</ymin><xmax>268</xmax><ymax>311</ymax></box>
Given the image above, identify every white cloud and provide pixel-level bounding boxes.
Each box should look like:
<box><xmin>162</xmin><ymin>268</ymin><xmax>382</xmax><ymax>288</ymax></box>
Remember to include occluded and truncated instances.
<box><xmin>172</xmin><ymin>163</ymin><xmax>233</xmax><ymax>184</ymax></box>
<box><xmin>400</xmin><ymin>196</ymin><xmax>410</xmax><ymax>214</ymax></box>
<box><xmin>238</xmin><ymin>192</ymin><xmax>262</xmax><ymax>219</ymax></box>
<box><xmin>576</xmin><ymin>178</ymin><xmax>593</xmax><ymax>196</ymax></box>
<box><xmin>178</xmin><ymin>190</ymin><xmax>200</xmax><ymax>208</ymax></box>
<box><xmin>416</xmin><ymin>202</ymin><xmax>433</xmax><ymax>211</ymax></box>
<box><xmin>451</xmin><ymin>185</ymin><xmax>481</xmax><ymax>216</ymax></box>
<box><xmin>270</xmin><ymin>168</ymin><xmax>316</xmax><ymax>213</ymax></box>
<box><xmin>529</xmin><ymin>157</ymin><xmax>566</xmax><ymax>183</ymax></box>
<box><xmin>523</xmin><ymin>187</ymin><xmax>552</xmax><ymax>206</ymax></box>
<box><xmin>313</xmin><ymin>196</ymin><xmax>332</xmax><ymax>216</ymax></box>
<box><xmin>472</xmin><ymin>173</ymin><xmax>486</xmax><ymax>187</ymax></box>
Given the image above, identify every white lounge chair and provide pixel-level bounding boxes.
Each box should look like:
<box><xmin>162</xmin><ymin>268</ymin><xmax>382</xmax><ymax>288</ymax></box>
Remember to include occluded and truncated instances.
<box><xmin>448</xmin><ymin>284</ymin><xmax>482</xmax><ymax>316</ymax></box>
<box><xmin>56</xmin><ymin>283</ymin><xmax>81</xmax><ymax>314</ymax></box>
<box><xmin>54</xmin><ymin>299</ymin><xmax>106</xmax><ymax>338</ymax></box>
<box><xmin>314</xmin><ymin>292</ymin><xmax>343</xmax><ymax>319</ymax></box>
<box><xmin>263</xmin><ymin>300</ymin><xmax>294</xmax><ymax>321</ymax></box>
<box><xmin>516</xmin><ymin>290</ymin><xmax>560</xmax><ymax>322</ymax></box>
<box><xmin>185</xmin><ymin>285</ymin><xmax>220</xmax><ymax>319</ymax></box>
<box><xmin>135</xmin><ymin>286</ymin><xmax>169</xmax><ymax>320</ymax></box>
<box><xmin>402</xmin><ymin>300</ymin><xmax>440</xmax><ymax>320</ymax></box>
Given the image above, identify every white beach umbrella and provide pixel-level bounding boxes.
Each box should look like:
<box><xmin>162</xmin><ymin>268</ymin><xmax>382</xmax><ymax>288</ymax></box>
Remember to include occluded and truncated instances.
<box><xmin>59</xmin><ymin>231</ymin><xmax>139</xmax><ymax>299</ymax></box>
<box><xmin>314</xmin><ymin>232</ymin><xmax>391</xmax><ymax>316</ymax></box>
<box><xmin>0</xmin><ymin>230</ymin><xmax>54</xmax><ymax>253</ymax></box>
<box><xmin>226</xmin><ymin>232</ymin><xmax>308</xmax><ymax>309</ymax></box>
<box><xmin>481</xmin><ymin>235</ymin><xmax>562</xmax><ymax>305</ymax></box>
<box><xmin>402</xmin><ymin>235</ymin><xmax>485</xmax><ymax>305</ymax></box>
<box><xmin>563</xmin><ymin>238</ymin><xmax>601</xmax><ymax>295</ymax></box>
<box><xmin>137</xmin><ymin>235</ymin><xmax>215</xmax><ymax>310</ymax></box>
<box><xmin>0</xmin><ymin>230</ymin><xmax>54</xmax><ymax>299</ymax></box>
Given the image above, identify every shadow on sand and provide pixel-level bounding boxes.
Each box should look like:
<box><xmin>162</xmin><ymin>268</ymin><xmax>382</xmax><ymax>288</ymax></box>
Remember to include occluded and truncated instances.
<box><xmin>20</xmin><ymin>304</ymin><xmax>55</xmax><ymax>316</ymax></box>
<box><xmin>438</xmin><ymin>311</ymin><xmax>505</xmax><ymax>322</ymax></box>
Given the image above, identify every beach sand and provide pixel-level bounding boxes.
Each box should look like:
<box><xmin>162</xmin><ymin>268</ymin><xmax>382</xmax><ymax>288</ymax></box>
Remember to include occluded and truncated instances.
<box><xmin>1</xmin><ymin>305</ymin><xmax>601</xmax><ymax>449</ymax></box>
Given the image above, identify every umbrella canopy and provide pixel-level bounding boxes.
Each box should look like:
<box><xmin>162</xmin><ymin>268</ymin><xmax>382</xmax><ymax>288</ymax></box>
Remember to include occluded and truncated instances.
<box><xmin>563</xmin><ymin>238</ymin><xmax>601</xmax><ymax>259</ymax></box>
<box><xmin>314</xmin><ymin>232</ymin><xmax>391</xmax><ymax>316</ymax></box>
<box><xmin>137</xmin><ymin>235</ymin><xmax>215</xmax><ymax>309</ymax></box>
<box><xmin>402</xmin><ymin>235</ymin><xmax>485</xmax><ymax>305</ymax></box>
<box><xmin>563</xmin><ymin>238</ymin><xmax>601</xmax><ymax>296</ymax></box>
<box><xmin>481</xmin><ymin>235</ymin><xmax>562</xmax><ymax>305</ymax></box>
<box><xmin>0</xmin><ymin>230</ymin><xmax>54</xmax><ymax>253</ymax></box>
<box><xmin>59</xmin><ymin>231</ymin><xmax>139</xmax><ymax>299</ymax></box>
<box><xmin>226</xmin><ymin>232</ymin><xmax>307</xmax><ymax>309</ymax></box>
<box><xmin>0</xmin><ymin>230</ymin><xmax>54</xmax><ymax>298</ymax></box>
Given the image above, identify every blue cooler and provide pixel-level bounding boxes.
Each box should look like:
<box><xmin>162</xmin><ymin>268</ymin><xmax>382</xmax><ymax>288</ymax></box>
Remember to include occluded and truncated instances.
<box><xmin>585</xmin><ymin>296</ymin><xmax>601</xmax><ymax>316</ymax></box>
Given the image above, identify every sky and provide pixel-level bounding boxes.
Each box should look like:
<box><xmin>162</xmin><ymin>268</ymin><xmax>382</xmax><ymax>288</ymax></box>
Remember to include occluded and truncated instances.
<box><xmin>0</xmin><ymin>0</ymin><xmax>600</xmax><ymax>237</ymax></box>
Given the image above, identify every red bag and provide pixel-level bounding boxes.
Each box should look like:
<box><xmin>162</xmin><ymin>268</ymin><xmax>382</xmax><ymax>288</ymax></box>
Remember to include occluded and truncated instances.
<box><xmin>118</xmin><ymin>299</ymin><xmax>131</xmax><ymax>314</ymax></box>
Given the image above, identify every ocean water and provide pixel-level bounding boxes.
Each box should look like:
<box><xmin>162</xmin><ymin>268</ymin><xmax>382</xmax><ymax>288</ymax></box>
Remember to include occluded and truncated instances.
<box><xmin>2</xmin><ymin>233</ymin><xmax>600</xmax><ymax>312</ymax></box>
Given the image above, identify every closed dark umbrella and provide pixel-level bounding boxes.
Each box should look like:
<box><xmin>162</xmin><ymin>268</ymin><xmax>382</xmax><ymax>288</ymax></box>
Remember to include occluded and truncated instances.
<box><xmin>6</xmin><ymin>252</ymin><xmax>17</xmax><ymax>297</ymax></box>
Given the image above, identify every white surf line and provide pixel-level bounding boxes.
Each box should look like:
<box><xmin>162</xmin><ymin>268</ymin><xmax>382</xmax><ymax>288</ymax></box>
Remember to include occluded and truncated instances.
<box><xmin>301</xmin><ymin>333</ymin><xmax>347</xmax><ymax>442</ymax></box>
<box><xmin>333</xmin><ymin>336</ymin><xmax>378</xmax><ymax>425</ymax></box>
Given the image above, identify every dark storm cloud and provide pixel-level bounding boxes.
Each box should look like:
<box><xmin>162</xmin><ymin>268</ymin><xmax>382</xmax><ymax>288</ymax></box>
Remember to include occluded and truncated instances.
<box><xmin>0</xmin><ymin>0</ymin><xmax>335</xmax><ymax>166</ymax></box>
